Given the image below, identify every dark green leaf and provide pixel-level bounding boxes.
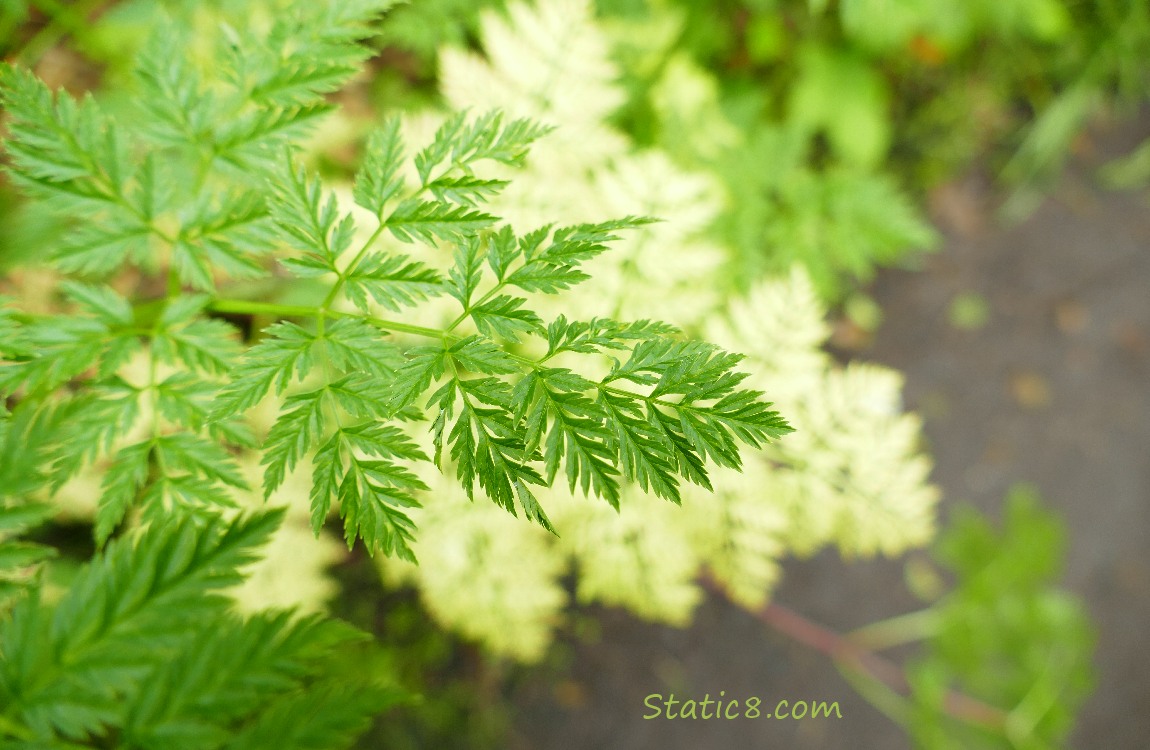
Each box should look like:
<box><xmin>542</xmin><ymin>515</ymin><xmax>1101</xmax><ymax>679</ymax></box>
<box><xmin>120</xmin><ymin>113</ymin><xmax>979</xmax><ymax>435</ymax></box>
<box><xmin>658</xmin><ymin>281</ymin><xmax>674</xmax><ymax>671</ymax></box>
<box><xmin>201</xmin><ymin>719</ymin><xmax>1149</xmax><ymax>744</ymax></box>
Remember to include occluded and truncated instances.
<box><xmin>353</xmin><ymin>118</ymin><xmax>405</xmax><ymax>216</ymax></box>
<box><xmin>344</xmin><ymin>253</ymin><xmax>443</xmax><ymax>313</ymax></box>
<box><xmin>469</xmin><ymin>295</ymin><xmax>544</xmax><ymax>343</ymax></box>
<box><xmin>384</xmin><ymin>198</ymin><xmax>495</xmax><ymax>245</ymax></box>
<box><xmin>212</xmin><ymin>322</ymin><xmax>317</xmax><ymax>419</ymax></box>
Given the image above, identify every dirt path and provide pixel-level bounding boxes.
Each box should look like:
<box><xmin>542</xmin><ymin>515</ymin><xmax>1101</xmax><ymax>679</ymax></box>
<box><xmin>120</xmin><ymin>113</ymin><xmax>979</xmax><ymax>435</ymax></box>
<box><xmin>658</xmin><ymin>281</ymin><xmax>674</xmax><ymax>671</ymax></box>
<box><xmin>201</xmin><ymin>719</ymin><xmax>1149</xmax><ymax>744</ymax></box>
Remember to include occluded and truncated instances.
<box><xmin>865</xmin><ymin>119</ymin><xmax>1150</xmax><ymax>748</ymax></box>
<box><xmin>509</xmin><ymin>118</ymin><xmax>1150</xmax><ymax>749</ymax></box>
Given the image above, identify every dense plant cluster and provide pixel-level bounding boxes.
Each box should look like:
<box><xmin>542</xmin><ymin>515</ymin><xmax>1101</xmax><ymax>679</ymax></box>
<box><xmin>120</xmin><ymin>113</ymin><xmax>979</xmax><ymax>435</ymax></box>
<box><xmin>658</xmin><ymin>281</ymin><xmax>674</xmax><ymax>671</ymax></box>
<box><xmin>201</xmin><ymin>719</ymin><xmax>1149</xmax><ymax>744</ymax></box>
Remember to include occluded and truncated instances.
<box><xmin>373</xmin><ymin>0</ymin><xmax>938</xmax><ymax>662</ymax></box>
<box><xmin>0</xmin><ymin>1</ymin><xmax>790</xmax><ymax>744</ymax></box>
<box><xmin>0</xmin><ymin>1</ymin><xmax>1101</xmax><ymax>749</ymax></box>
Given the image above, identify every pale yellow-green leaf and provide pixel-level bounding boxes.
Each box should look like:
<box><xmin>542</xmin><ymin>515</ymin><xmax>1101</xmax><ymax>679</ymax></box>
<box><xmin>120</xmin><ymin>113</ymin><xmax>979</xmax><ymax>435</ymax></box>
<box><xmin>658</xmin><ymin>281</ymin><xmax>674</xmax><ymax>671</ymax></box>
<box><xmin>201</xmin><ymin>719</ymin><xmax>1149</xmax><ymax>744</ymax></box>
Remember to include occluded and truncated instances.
<box><xmin>379</xmin><ymin>471</ymin><xmax>567</xmax><ymax>662</ymax></box>
<box><xmin>552</xmin><ymin>489</ymin><xmax>702</xmax><ymax>625</ymax></box>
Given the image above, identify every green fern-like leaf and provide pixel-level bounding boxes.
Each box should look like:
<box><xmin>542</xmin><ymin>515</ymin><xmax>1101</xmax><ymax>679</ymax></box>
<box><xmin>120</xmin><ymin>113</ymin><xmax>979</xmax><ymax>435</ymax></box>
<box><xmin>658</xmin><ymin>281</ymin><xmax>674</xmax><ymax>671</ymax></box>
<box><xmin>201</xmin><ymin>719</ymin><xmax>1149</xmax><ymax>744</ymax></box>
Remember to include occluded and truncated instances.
<box><xmin>0</xmin><ymin>509</ymin><xmax>402</xmax><ymax>747</ymax></box>
<box><xmin>0</xmin><ymin>12</ymin><xmax>791</xmax><ymax>561</ymax></box>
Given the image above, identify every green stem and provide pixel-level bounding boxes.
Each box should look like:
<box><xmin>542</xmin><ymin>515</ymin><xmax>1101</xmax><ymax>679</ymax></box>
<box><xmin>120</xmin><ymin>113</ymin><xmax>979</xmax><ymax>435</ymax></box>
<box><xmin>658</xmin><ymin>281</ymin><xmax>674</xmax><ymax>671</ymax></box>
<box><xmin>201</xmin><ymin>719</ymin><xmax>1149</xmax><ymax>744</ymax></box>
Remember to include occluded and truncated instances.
<box><xmin>316</xmin><ymin>346</ymin><xmax>347</xmax><ymax>450</ymax></box>
<box><xmin>208</xmin><ymin>299</ymin><xmax>320</xmax><ymax>319</ymax></box>
<box><xmin>207</xmin><ymin>297</ymin><xmax>705</xmax><ymax>419</ymax></box>
<box><xmin>320</xmin><ymin>155</ymin><xmax>456</xmax><ymax>315</ymax></box>
<box><xmin>1004</xmin><ymin>653</ymin><xmax>1062</xmax><ymax>745</ymax></box>
<box><xmin>836</xmin><ymin>659</ymin><xmax>913</xmax><ymax>727</ymax></box>
<box><xmin>356</xmin><ymin>314</ymin><xmax>453</xmax><ymax>341</ymax></box>
<box><xmin>207</xmin><ymin>298</ymin><xmax>446</xmax><ymax>340</ymax></box>
<box><xmin>700</xmin><ymin>577</ymin><xmax>1008</xmax><ymax>733</ymax></box>
<box><xmin>847</xmin><ymin>607</ymin><xmax>942</xmax><ymax>651</ymax></box>
<box><xmin>320</xmin><ymin>223</ymin><xmax>388</xmax><ymax>311</ymax></box>
<box><xmin>445</xmin><ymin>271</ymin><xmax>504</xmax><ymax>334</ymax></box>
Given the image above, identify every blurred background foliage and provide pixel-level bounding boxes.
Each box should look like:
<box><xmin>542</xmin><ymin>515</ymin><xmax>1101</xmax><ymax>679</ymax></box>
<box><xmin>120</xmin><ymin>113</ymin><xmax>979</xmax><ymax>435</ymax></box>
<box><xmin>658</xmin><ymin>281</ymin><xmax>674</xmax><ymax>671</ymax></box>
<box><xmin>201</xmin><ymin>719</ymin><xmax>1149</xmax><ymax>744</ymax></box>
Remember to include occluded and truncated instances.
<box><xmin>369</xmin><ymin>0</ymin><xmax>1150</xmax><ymax>297</ymax></box>
<box><xmin>905</xmin><ymin>486</ymin><xmax>1095</xmax><ymax>750</ymax></box>
<box><xmin>0</xmin><ymin>0</ymin><xmax>1121</xmax><ymax>748</ymax></box>
<box><xmin>3</xmin><ymin>0</ymin><xmax>1150</xmax><ymax>295</ymax></box>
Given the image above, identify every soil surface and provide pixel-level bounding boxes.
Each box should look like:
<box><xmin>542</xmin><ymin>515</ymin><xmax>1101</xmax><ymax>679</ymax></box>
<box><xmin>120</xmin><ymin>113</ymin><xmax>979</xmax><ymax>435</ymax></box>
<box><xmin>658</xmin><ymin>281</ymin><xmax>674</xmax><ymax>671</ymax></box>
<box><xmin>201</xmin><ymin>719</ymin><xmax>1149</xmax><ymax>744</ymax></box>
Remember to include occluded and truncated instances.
<box><xmin>507</xmin><ymin>116</ymin><xmax>1150</xmax><ymax>749</ymax></box>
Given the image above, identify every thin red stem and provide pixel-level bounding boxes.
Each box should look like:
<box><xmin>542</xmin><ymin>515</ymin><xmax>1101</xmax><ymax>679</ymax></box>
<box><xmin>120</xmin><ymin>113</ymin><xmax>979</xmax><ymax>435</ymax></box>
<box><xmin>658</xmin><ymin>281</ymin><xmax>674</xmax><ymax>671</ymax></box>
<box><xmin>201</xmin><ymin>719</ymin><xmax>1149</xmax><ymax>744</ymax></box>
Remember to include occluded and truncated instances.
<box><xmin>701</xmin><ymin>576</ymin><xmax>1007</xmax><ymax>731</ymax></box>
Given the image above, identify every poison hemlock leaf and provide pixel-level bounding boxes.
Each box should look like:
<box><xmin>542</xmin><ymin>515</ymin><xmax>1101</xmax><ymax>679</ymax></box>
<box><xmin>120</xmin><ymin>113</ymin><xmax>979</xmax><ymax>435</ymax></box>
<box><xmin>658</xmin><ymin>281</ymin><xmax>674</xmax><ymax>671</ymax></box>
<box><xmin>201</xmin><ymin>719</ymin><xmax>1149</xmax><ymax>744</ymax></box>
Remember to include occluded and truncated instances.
<box><xmin>0</xmin><ymin>510</ymin><xmax>403</xmax><ymax>748</ymax></box>
<box><xmin>0</xmin><ymin>6</ymin><xmax>793</xmax><ymax>715</ymax></box>
<box><xmin>0</xmin><ymin>4</ymin><xmax>789</xmax><ymax>748</ymax></box>
<box><xmin>512</xmin><ymin>369</ymin><xmax>621</xmax><ymax>508</ymax></box>
<box><xmin>469</xmin><ymin>294</ymin><xmax>543</xmax><ymax>342</ymax></box>
<box><xmin>0</xmin><ymin>497</ymin><xmax>54</xmax><ymax>613</ymax></box>
<box><xmin>353</xmin><ymin>118</ymin><xmax>406</xmax><ymax>217</ymax></box>
<box><xmin>0</xmin><ymin>285</ymin><xmax>141</xmax><ymax>399</ymax></box>
<box><xmin>0</xmin><ymin>65</ymin><xmax>135</xmax><ymax>212</ymax></box>
<box><xmin>413</xmin><ymin>109</ymin><xmax>554</xmax><ymax>185</ymax></box>
<box><xmin>366</xmin><ymin>0</ymin><xmax>942</xmax><ymax>666</ymax></box>
<box><xmin>212</xmin><ymin>322</ymin><xmax>319</xmax><ymax>419</ymax></box>
<box><xmin>504</xmin><ymin>216</ymin><xmax>657</xmax><ymax>294</ymax></box>
<box><xmin>597</xmin><ymin>389</ymin><xmax>681</xmax><ymax>502</ymax></box>
<box><xmin>0</xmin><ymin>3</ymin><xmax>1093</xmax><ymax>749</ymax></box>
<box><xmin>271</xmin><ymin>159</ymin><xmax>357</xmax><ymax>273</ymax></box>
<box><xmin>194</xmin><ymin>104</ymin><xmax>789</xmax><ymax>557</ymax></box>
<box><xmin>0</xmin><ymin>3</ymin><xmax>1000</xmax><ymax>746</ymax></box>
<box><xmin>383</xmin><ymin>199</ymin><xmax>497</xmax><ymax>245</ymax></box>
<box><xmin>173</xmin><ymin>193</ymin><xmax>276</xmax><ymax>291</ymax></box>
<box><xmin>343</xmin><ymin>253</ymin><xmax>444</xmax><ymax>313</ymax></box>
